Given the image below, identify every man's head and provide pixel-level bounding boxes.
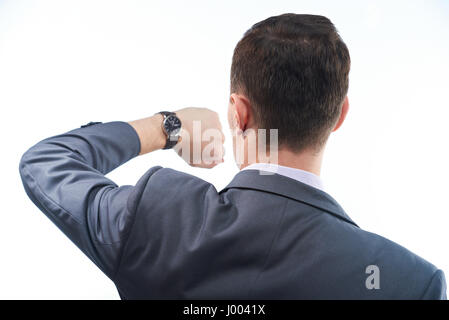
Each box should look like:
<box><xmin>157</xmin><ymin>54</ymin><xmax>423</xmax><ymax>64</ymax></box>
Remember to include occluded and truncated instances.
<box><xmin>228</xmin><ymin>13</ymin><xmax>350</xmax><ymax>164</ymax></box>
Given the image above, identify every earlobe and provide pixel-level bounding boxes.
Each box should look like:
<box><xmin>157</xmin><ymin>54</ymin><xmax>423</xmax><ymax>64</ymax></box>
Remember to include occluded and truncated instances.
<box><xmin>333</xmin><ymin>96</ymin><xmax>349</xmax><ymax>132</ymax></box>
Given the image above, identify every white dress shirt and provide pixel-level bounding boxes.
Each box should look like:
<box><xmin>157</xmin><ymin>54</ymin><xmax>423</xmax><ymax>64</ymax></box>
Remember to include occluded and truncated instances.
<box><xmin>242</xmin><ymin>163</ymin><xmax>324</xmax><ymax>191</ymax></box>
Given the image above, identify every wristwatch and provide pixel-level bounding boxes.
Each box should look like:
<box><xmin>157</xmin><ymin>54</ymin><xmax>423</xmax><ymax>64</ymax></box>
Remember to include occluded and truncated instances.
<box><xmin>158</xmin><ymin>111</ymin><xmax>182</xmax><ymax>149</ymax></box>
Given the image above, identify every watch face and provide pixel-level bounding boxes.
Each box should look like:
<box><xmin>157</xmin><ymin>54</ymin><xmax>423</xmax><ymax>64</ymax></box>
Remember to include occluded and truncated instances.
<box><xmin>163</xmin><ymin>115</ymin><xmax>182</xmax><ymax>136</ymax></box>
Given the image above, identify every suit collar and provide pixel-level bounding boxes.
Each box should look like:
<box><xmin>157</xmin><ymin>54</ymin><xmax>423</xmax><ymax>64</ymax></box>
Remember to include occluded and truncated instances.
<box><xmin>220</xmin><ymin>169</ymin><xmax>358</xmax><ymax>227</ymax></box>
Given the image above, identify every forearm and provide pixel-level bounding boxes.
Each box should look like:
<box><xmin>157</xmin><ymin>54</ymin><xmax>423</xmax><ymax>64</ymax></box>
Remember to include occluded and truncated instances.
<box><xmin>128</xmin><ymin>114</ymin><xmax>166</xmax><ymax>155</ymax></box>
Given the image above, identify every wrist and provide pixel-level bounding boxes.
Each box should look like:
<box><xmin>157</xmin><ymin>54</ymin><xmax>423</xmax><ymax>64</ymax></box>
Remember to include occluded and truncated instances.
<box><xmin>128</xmin><ymin>114</ymin><xmax>166</xmax><ymax>155</ymax></box>
<box><xmin>149</xmin><ymin>114</ymin><xmax>167</xmax><ymax>151</ymax></box>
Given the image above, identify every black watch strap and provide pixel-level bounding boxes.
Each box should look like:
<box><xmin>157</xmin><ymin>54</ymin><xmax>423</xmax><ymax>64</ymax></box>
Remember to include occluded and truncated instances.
<box><xmin>159</xmin><ymin>111</ymin><xmax>181</xmax><ymax>150</ymax></box>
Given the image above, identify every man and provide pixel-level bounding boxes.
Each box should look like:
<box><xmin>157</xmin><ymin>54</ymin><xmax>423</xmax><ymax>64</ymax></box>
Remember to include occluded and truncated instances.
<box><xmin>20</xmin><ymin>13</ymin><xmax>446</xmax><ymax>299</ymax></box>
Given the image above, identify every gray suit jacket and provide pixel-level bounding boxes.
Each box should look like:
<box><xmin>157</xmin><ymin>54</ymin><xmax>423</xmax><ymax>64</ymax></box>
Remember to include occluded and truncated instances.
<box><xmin>19</xmin><ymin>121</ymin><xmax>446</xmax><ymax>299</ymax></box>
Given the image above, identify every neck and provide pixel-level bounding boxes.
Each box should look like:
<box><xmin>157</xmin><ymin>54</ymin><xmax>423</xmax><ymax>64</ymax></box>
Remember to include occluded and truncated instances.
<box><xmin>240</xmin><ymin>147</ymin><xmax>324</xmax><ymax>176</ymax></box>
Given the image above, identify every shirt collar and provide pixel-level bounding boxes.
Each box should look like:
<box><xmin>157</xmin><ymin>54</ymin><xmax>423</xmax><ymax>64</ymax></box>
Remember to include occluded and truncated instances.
<box><xmin>242</xmin><ymin>163</ymin><xmax>324</xmax><ymax>191</ymax></box>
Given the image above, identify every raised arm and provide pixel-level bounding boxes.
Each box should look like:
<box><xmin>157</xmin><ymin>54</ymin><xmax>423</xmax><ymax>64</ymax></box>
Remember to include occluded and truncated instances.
<box><xmin>19</xmin><ymin>108</ymin><xmax>224</xmax><ymax>280</ymax></box>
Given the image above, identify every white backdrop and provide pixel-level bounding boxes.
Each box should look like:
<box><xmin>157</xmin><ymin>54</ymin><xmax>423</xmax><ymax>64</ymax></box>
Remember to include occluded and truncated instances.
<box><xmin>0</xmin><ymin>0</ymin><xmax>448</xmax><ymax>299</ymax></box>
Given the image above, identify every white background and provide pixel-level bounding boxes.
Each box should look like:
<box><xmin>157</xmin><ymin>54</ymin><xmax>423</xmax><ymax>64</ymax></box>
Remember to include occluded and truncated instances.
<box><xmin>1</xmin><ymin>0</ymin><xmax>448</xmax><ymax>299</ymax></box>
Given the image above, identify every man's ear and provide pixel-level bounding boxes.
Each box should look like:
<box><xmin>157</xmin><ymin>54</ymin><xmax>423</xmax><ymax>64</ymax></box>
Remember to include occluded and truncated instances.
<box><xmin>230</xmin><ymin>93</ymin><xmax>252</xmax><ymax>132</ymax></box>
<box><xmin>333</xmin><ymin>96</ymin><xmax>349</xmax><ymax>132</ymax></box>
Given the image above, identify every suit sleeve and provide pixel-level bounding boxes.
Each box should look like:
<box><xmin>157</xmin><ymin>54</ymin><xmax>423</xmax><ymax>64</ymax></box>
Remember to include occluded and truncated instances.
<box><xmin>421</xmin><ymin>269</ymin><xmax>447</xmax><ymax>300</ymax></box>
<box><xmin>19</xmin><ymin>121</ymin><xmax>141</xmax><ymax>280</ymax></box>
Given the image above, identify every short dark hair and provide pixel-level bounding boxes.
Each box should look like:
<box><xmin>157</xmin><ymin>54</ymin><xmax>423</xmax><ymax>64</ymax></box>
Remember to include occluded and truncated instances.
<box><xmin>231</xmin><ymin>13</ymin><xmax>350</xmax><ymax>151</ymax></box>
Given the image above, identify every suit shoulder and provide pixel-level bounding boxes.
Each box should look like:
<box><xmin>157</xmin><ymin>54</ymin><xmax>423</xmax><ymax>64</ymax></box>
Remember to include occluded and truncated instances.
<box><xmin>357</xmin><ymin>227</ymin><xmax>437</xmax><ymax>270</ymax></box>
<box><xmin>421</xmin><ymin>269</ymin><xmax>447</xmax><ymax>300</ymax></box>
<box><xmin>346</xmin><ymin>225</ymin><xmax>441</xmax><ymax>298</ymax></box>
<box><xmin>127</xmin><ymin>166</ymin><xmax>218</xmax><ymax>212</ymax></box>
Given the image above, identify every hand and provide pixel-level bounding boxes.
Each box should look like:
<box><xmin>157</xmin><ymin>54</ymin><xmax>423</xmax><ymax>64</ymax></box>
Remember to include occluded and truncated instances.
<box><xmin>175</xmin><ymin>107</ymin><xmax>225</xmax><ymax>168</ymax></box>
